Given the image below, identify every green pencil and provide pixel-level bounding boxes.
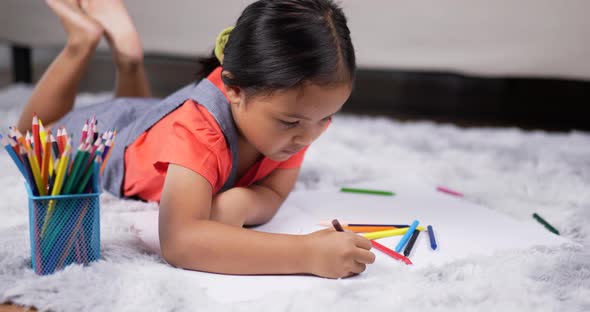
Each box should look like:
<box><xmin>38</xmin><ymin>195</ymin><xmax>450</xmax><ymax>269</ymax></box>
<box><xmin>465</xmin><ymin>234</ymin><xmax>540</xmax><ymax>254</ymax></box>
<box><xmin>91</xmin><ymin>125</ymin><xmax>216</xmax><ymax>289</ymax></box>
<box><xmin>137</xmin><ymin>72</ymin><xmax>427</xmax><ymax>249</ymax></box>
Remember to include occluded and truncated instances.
<box><xmin>340</xmin><ymin>187</ymin><xmax>395</xmax><ymax>196</ymax></box>
<box><xmin>532</xmin><ymin>213</ymin><xmax>560</xmax><ymax>235</ymax></box>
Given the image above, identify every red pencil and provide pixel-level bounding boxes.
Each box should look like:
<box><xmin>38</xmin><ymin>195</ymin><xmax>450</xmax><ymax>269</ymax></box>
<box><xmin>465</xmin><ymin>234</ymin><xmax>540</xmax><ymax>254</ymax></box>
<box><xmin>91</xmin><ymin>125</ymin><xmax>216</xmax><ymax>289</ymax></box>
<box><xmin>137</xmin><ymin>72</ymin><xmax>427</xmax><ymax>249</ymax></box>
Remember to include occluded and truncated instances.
<box><xmin>371</xmin><ymin>240</ymin><xmax>412</xmax><ymax>265</ymax></box>
<box><xmin>32</xmin><ymin>114</ymin><xmax>42</xmax><ymax>167</ymax></box>
<box><xmin>80</xmin><ymin>121</ymin><xmax>89</xmax><ymax>144</ymax></box>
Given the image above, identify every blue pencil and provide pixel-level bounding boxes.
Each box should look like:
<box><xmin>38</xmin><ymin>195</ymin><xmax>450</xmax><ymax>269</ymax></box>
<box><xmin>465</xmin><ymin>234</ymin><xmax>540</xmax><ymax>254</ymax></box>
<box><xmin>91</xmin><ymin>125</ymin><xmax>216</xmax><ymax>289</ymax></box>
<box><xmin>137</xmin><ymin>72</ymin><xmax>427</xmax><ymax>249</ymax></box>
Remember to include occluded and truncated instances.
<box><xmin>395</xmin><ymin>220</ymin><xmax>420</xmax><ymax>253</ymax></box>
<box><xmin>427</xmin><ymin>225</ymin><xmax>437</xmax><ymax>250</ymax></box>
<box><xmin>2</xmin><ymin>134</ymin><xmax>26</xmax><ymax>177</ymax></box>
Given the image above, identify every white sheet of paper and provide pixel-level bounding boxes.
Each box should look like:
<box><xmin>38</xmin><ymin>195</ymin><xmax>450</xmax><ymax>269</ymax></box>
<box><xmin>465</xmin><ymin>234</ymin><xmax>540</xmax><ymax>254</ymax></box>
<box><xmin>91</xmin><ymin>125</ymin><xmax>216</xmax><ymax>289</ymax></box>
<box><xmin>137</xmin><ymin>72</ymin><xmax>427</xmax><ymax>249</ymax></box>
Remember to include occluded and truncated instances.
<box><xmin>121</xmin><ymin>179</ymin><xmax>571</xmax><ymax>303</ymax></box>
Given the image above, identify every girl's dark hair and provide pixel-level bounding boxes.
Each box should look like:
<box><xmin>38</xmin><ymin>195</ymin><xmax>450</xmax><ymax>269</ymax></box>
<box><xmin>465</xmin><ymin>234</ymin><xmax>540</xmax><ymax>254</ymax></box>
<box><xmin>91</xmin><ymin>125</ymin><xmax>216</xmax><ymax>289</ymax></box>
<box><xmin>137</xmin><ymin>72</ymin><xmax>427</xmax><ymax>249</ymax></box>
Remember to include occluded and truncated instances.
<box><xmin>197</xmin><ymin>0</ymin><xmax>355</xmax><ymax>95</ymax></box>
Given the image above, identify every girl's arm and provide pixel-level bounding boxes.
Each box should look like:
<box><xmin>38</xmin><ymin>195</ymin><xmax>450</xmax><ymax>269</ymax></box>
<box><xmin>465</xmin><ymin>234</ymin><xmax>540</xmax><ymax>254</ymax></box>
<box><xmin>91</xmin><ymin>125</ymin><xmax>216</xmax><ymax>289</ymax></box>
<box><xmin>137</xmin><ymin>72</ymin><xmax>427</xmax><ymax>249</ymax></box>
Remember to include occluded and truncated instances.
<box><xmin>209</xmin><ymin>167</ymin><xmax>300</xmax><ymax>227</ymax></box>
<box><xmin>159</xmin><ymin>163</ymin><xmax>375</xmax><ymax>278</ymax></box>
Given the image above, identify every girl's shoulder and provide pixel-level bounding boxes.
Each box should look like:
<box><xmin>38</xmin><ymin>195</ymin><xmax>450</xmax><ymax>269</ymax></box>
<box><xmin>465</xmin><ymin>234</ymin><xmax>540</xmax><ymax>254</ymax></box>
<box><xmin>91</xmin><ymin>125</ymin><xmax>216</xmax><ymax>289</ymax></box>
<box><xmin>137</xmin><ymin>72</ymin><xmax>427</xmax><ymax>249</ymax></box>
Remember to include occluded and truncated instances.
<box><xmin>157</xmin><ymin>98</ymin><xmax>226</xmax><ymax>144</ymax></box>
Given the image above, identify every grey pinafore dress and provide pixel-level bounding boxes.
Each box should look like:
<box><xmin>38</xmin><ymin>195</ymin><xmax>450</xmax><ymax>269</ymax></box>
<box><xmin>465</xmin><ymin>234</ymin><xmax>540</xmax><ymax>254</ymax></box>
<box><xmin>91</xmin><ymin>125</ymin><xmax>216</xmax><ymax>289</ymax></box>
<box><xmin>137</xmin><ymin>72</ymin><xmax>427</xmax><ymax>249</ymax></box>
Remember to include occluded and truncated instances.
<box><xmin>55</xmin><ymin>79</ymin><xmax>239</xmax><ymax>198</ymax></box>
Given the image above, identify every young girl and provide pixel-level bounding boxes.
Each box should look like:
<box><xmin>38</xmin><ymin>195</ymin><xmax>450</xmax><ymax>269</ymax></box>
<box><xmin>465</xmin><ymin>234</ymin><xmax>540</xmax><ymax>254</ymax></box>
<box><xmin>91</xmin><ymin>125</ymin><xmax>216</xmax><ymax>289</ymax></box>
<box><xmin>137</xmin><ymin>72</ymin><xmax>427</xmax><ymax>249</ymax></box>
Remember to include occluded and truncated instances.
<box><xmin>17</xmin><ymin>0</ymin><xmax>375</xmax><ymax>279</ymax></box>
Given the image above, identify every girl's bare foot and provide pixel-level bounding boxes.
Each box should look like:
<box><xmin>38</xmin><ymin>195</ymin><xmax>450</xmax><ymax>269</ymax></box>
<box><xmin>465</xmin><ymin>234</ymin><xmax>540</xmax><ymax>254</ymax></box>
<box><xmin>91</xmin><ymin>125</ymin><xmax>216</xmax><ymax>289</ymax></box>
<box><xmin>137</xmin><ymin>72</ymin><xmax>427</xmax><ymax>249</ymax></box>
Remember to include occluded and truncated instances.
<box><xmin>80</xmin><ymin>0</ymin><xmax>144</xmax><ymax>69</ymax></box>
<box><xmin>46</xmin><ymin>0</ymin><xmax>103</xmax><ymax>50</ymax></box>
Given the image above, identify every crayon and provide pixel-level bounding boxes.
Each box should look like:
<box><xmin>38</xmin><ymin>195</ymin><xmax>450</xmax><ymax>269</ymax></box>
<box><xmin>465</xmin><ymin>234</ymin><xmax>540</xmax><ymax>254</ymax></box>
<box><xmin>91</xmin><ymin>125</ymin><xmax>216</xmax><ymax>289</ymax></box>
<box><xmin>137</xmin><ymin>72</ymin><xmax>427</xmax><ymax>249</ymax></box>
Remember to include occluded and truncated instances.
<box><xmin>532</xmin><ymin>213</ymin><xmax>560</xmax><ymax>235</ymax></box>
<box><xmin>427</xmin><ymin>225</ymin><xmax>437</xmax><ymax>250</ymax></box>
<box><xmin>371</xmin><ymin>240</ymin><xmax>412</xmax><ymax>265</ymax></box>
<box><xmin>340</xmin><ymin>187</ymin><xmax>394</xmax><ymax>196</ymax></box>
<box><xmin>403</xmin><ymin>229</ymin><xmax>420</xmax><ymax>257</ymax></box>
<box><xmin>331</xmin><ymin>219</ymin><xmax>345</xmax><ymax>232</ymax></box>
<box><xmin>436</xmin><ymin>186</ymin><xmax>463</xmax><ymax>197</ymax></box>
<box><xmin>395</xmin><ymin>220</ymin><xmax>419</xmax><ymax>253</ymax></box>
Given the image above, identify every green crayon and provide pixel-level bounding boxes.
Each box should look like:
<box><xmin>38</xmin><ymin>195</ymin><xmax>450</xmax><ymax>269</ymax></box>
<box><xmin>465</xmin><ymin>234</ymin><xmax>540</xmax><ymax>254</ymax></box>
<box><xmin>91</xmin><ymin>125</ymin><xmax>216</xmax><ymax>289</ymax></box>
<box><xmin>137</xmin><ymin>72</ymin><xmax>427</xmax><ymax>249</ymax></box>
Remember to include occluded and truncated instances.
<box><xmin>532</xmin><ymin>213</ymin><xmax>560</xmax><ymax>235</ymax></box>
<box><xmin>340</xmin><ymin>187</ymin><xmax>395</xmax><ymax>196</ymax></box>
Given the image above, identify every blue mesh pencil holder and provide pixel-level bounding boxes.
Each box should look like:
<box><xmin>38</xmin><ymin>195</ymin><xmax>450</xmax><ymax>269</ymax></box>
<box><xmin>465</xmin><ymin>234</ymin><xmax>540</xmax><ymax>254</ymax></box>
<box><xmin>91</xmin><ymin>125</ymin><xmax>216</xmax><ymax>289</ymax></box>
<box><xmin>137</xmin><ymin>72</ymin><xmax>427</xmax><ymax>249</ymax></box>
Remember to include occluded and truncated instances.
<box><xmin>26</xmin><ymin>184</ymin><xmax>101</xmax><ymax>275</ymax></box>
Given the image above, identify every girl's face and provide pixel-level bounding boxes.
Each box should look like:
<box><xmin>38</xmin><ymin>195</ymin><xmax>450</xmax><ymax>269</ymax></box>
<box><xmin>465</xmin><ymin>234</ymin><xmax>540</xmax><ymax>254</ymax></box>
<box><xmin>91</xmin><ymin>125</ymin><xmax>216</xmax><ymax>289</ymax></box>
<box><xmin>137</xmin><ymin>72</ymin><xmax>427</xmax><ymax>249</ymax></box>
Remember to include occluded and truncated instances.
<box><xmin>227</xmin><ymin>81</ymin><xmax>352</xmax><ymax>161</ymax></box>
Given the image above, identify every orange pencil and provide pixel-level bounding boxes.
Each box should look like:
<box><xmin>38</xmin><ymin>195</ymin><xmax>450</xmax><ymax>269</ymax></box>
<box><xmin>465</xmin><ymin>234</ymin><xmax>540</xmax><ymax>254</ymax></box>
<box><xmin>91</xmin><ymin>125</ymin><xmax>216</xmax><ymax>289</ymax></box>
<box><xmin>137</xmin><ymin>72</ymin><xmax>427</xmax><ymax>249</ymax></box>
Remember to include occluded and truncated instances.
<box><xmin>14</xmin><ymin>128</ymin><xmax>28</xmax><ymax>152</ymax></box>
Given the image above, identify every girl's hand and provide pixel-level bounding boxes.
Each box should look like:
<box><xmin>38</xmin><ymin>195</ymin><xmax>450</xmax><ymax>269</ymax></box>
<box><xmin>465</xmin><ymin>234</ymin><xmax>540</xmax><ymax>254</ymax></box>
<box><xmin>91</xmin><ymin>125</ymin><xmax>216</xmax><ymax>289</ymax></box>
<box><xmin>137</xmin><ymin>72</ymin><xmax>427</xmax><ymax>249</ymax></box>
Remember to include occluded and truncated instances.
<box><xmin>302</xmin><ymin>228</ymin><xmax>376</xmax><ymax>279</ymax></box>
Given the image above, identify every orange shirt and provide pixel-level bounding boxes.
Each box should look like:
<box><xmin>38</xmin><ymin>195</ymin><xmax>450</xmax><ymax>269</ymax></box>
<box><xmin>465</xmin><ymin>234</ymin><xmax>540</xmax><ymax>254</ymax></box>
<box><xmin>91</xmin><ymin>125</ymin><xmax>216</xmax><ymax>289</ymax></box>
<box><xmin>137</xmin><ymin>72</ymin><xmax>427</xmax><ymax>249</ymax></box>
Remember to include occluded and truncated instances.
<box><xmin>122</xmin><ymin>67</ymin><xmax>307</xmax><ymax>202</ymax></box>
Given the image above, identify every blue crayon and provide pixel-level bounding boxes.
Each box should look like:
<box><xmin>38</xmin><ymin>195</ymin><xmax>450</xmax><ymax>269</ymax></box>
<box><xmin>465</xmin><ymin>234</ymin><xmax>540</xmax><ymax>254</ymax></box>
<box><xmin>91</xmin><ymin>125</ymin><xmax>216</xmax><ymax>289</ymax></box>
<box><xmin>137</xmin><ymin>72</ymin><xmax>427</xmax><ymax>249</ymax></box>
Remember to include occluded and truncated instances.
<box><xmin>427</xmin><ymin>225</ymin><xmax>437</xmax><ymax>250</ymax></box>
<box><xmin>395</xmin><ymin>220</ymin><xmax>419</xmax><ymax>253</ymax></box>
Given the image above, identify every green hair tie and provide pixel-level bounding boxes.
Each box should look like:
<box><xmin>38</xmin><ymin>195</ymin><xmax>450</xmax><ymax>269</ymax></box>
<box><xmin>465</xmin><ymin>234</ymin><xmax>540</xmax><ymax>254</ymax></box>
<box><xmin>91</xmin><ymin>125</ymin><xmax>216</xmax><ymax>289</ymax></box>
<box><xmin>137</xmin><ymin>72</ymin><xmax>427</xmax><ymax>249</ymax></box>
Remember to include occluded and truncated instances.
<box><xmin>215</xmin><ymin>26</ymin><xmax>234</xmax><ymax>64</ymax></box>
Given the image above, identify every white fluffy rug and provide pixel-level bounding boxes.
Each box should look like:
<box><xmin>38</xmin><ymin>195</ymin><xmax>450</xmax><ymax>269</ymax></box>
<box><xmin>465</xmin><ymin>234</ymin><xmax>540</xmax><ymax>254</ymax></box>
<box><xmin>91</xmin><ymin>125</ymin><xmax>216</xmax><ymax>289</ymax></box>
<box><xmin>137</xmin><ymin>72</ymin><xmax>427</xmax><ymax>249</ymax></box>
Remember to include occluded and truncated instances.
<box><xmin>0</xmin><ymin>85</ymin><xmax>589</xmax><ymax>311</ymax></box>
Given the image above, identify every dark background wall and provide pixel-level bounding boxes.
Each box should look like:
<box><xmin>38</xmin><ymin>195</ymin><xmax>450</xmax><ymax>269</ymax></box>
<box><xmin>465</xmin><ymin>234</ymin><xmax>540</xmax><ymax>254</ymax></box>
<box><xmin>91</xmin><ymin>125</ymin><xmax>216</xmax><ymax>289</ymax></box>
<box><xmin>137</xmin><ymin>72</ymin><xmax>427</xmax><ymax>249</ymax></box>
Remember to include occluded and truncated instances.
<box><xmin>2</xmin><ymin>46</ymin><xmax>589</xmax><ymax>131</ymax></box>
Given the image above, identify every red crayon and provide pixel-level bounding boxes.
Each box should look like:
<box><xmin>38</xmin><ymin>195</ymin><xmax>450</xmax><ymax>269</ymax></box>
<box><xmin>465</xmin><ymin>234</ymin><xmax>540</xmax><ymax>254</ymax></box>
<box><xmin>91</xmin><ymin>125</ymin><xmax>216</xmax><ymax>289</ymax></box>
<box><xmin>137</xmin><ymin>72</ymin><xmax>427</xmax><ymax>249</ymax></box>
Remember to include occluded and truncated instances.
<box><xmin>371</xmin><ymin>240</ymin><xmax>412</xmax><ymax>265</ymax></box>
<box><xmin>436</xmin><ymin>186</ymin><xmax>464</xmax><ymax>197</ymax></box>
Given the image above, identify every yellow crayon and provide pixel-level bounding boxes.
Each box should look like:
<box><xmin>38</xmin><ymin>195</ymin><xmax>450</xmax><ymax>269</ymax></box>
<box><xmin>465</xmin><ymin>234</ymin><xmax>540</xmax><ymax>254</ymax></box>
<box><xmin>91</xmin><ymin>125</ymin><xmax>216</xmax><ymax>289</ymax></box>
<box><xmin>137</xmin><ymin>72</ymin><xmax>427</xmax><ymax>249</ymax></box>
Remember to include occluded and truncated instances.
<box><xmin>361</xmin><ymin>226</ymin><xmax>425</xmax><ymax>240</ymax></box>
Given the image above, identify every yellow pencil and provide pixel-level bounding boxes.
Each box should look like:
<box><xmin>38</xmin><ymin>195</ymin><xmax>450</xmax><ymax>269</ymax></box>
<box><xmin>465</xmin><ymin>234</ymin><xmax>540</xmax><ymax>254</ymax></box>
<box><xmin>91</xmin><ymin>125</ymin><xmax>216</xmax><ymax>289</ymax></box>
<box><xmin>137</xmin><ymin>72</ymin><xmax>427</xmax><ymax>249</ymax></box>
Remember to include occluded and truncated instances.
<box><xmin>41</xmin><ymin>144</ymin><xmax>70</xmax><ymax>236</ymax></box>
<box><xmin>39</xmin><ymin>120</ymin><xmax>47</xmax><ymax>151</ymax></box>
<box><xmin>28</xmin><ymin>150</ymin><xmax>46</xmax><ymax>196</ymax></box>
<box><xmin>51</xmin><ymin>145</ymin><xmax>70</xmax><ymax>197</ymax></box>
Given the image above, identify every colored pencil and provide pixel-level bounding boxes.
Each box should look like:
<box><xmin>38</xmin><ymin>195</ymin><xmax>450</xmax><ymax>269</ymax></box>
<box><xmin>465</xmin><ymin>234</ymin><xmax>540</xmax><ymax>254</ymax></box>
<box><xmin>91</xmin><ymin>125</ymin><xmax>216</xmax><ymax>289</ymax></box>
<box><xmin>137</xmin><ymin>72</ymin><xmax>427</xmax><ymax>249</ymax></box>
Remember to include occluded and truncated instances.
<box><xmin>41</xmin><ymin>137</ymin><xmax>51</xmax><ymax>191</ymax></box>
<box><xmin>62</xmin><ymin>144</ymin><xmax>90</xmax><ymax>194</ymax></box>
<box><xmin>50</xmin><ymin>134</ymin><xmax>60</xmax><ymax>159</ymax></box>
<box><xmin>92</xmin><ymin>120</ymin><xmax>98</xmax><ymax>142</ymax></box>
<box><xmin>39</xmin><ymin>119</ymin><xmax>47</xmax><ymax>149</ymax></box>
<box><xmin>80</xmin><ymin>121</ymin><xmax>88</xmax><ymax>144</ymax></box>
<box><xmin>7</xmin><ymin>128</ymin><xmax>20</xmax><ymax>155</ymax></box>
<box><xmin>56</xmin><ymin>128</ymin><xmax>64</xmax><ymax>154</ymax></box>
<box><xmin>28</xmin><ymin>150</ymin><xmax>45</xmax><ymax>196</ymax></box>
<box><xmin>25</xmin><ymin>131</ymin><xmax>33</xmax><ymax>152</ymax></box>
<box><xmin>100</xmin><ymin>131</ymin><xmax>115</xmax><ymax>175</ymax></box>
<box><xmin>32</xmin><ymin>114</ymin><xmax>42</xmax><ymax>167</ymax></box>
<box><xmin>21</xmin><ymin>152</ymin><xmax>38</xmax><ymax>196</ymax></box>
<box><xmin>41</xmin><ymin>144</ymin><xmax>70</xmax><ymax>236</ymax></box>
<box><xmin>75</xmin><ymin>155</ymin><xmax>101</xmax><ymax>194</ymax></box>
<box><xmin>9</xmin><ymin>137</ymin><xmax>21</xmax><ymax>159</ymax></box>
<box><xmin>340</xmin><ymin>187</ymin><xmax>395</xmax><ymax>196</ymax></box>
<box><xmin>14</xmin><ymin>128</ymin><xmax>28</xmax><ymax>152</ymax></box>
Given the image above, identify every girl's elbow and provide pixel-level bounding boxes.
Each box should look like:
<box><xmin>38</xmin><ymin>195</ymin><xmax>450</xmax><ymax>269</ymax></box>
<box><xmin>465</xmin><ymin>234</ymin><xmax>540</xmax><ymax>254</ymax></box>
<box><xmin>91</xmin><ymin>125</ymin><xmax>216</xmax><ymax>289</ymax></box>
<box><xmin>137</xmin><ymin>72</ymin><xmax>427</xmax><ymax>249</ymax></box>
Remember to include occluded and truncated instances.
<box><xmin>159</xmin><ymin>230</ymin><xmax>208</xmax><ymax>270</ymax></box>
<box><xmin>160</xmin><ymin>235</ymin><xmax>185</xmax><ymax>268</ymax></box>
